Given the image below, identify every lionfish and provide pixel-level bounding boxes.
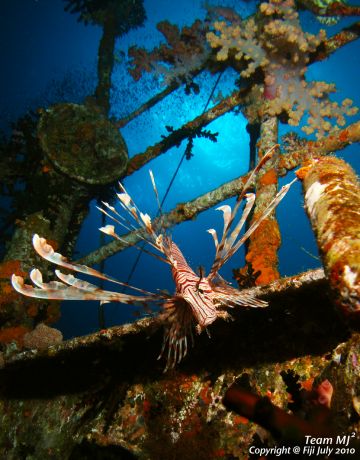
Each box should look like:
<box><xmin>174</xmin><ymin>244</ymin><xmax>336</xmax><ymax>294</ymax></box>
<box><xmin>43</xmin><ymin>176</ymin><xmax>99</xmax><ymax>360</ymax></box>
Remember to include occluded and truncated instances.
<box><xmin>12</xmin><ymin>146</ymin><xmax>296</xmax><ymax>370</ymax></box>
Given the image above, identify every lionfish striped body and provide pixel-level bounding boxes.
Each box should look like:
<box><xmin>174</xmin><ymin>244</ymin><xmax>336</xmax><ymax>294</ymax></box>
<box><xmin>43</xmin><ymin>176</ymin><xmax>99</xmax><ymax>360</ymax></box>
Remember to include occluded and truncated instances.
<box><xmin>12</xmin><ymin>146</ymin><xmax>296</xmax><ymax>370</ymax></box>
<box><xmin>169</xmin><ymin>241</ymin><xmax>217</xmax><ymax>328</ymax></box>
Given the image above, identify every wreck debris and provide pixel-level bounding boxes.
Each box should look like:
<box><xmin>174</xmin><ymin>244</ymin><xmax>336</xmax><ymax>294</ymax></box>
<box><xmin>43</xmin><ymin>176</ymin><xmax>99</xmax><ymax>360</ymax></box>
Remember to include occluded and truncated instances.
<box><xmin>0</xmin><ymin>0</ymin><xmax>360</xmax><ymax>456</ymax></box>
<box><xmin>0</xmin><ymin>102</ymin><xmax>130</xmax><ymax>332</ymax></box>
<box><xmin>38</xmin><ymin>103</ymin><xmax>128</xmax><ymax>185</ymax></box>
<box><xmin>223</xmin><ymin>383</ymin><xmax>333</xmax><ymax>441</ymax></box>
<box><xmin>298</xmin><ymin>0</ymin><xmax>360</xmax><ymax>21</ymax></box>
<box><xmin>278</xmin><ymin>120</ymin><xmax>360</xmax><ymax>175</ymax></box>
<box><xmin>0</xmin><ymin>270</ymin><xmax>357</xmax><ymax>459</ymax></box>
<box><xmin>298</xmin><ymin>156</ymin><xmax>360</xmax><ymax>319</ymax></box>
<box><xmin>78</xmin><ymin>117</ymin><xmax>359</xmax><ymax>269</ymax></box>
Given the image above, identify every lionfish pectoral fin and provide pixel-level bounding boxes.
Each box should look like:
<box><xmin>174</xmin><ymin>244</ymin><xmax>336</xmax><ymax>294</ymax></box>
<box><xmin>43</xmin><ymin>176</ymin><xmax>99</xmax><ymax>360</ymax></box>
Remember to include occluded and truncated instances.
<box><xmin>229</xmin><ymin>178</ymin><xmax>298</xmax><ymax>259</ymax></box>
<box><xmin>31</xmin><ymin>234</ymin><xmax>164</xmax><ymax>296</ymax></box>
<box><xmin>99</xmin><ymin>173</ymin><xmax>175</xmax><ymax>266</ymax></box>
<box><xmin>32</xmin><ymin>234</ymin><xmax>113</xmax><ymax>281</ymax></box>
<box><xmin>207</xmin><ymin>228</ymin><xmax>218</xmax><ymax>249</ymax></box>
<box><xmin>12</xmin><ymin>267</ymin><xmax>164</xmax><ymax>304</ymax></box>
<box><xmin>206</xmin><ymin>145</ymin><xmax>296</xmax><ymax>280</ymax></box>
<box><xmin>232</xmin><ymin>294</ymin><xmax>268</xmax><ymax>309</ymax></box>
<box><xmin>11</xmin><ymin>273</ymin><xmax>86</xmax><ymax>300</ymax></box>
<box><xmin>12</xmin><ymin>274</ymin><xmax>48</xmax><ymax>299</ymax></box>
<box><xmin>216</xmin><ymin>205</ymin><xmax>232</xmax><ymax>234</ymax></box>
<box><xmin>212</xmin><ymin>283</ymin><xmax>268</xmax><ymax>311</ymax></box>
<box><xmin>240</xmin><ymin>298</ymin><xmax>266</xmax><ymax>309</ymax></box>
<box><xmin>209</xmin><ymin>177</ymin><xmax>297</xmax><ymax>279</ymax></box>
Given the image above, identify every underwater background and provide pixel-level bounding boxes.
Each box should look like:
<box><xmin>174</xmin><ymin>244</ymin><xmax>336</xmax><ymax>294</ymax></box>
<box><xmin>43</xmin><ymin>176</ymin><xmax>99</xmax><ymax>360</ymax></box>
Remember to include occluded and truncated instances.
<box><xmin>1</xmin><ymin>0</ymin><xmax>359</xmax><ymax>340</ymax></box>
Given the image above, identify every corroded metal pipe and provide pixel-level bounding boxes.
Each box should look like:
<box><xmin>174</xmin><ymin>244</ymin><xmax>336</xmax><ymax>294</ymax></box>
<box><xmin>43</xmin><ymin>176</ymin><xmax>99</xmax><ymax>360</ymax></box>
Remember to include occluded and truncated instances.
<box><xmin>240</xmin><ymin>116</ymin><xmax>281</xmax><ymax>286</ymax></box>
<box><xmin>297</xmin><ymin>156</ymin><xmax>360</xmax><ymax>318</ymax></box>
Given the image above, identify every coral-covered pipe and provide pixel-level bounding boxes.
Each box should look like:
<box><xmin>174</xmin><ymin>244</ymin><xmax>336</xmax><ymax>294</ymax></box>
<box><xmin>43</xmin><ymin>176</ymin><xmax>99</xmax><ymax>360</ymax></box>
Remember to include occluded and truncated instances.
<box><xmin>297</xmin><ymin>157</ymin><xmax>360</xmax><ymax>319</ymax></box>
<box><xmin>223</xmin><ymin>383</ymin><xmax>333</xmax><ymax>441</ymax></box>
<box><xmin>244</xmin><ymin>116</ymin><xmax>281</xmax><ymax>285</ymax></box>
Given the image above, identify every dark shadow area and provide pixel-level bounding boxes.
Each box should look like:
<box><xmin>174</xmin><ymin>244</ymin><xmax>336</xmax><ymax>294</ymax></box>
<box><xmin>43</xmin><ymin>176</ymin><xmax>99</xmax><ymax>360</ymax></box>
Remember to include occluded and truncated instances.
<box><xmin>0</xmin><ymin>278</ymin><xmax>349</xmax><ymax>400</ymax></box>
<box><xmin>70</xmin><ymin>440</ymin><xmax>137</xmax><ymax>460</ymax></box>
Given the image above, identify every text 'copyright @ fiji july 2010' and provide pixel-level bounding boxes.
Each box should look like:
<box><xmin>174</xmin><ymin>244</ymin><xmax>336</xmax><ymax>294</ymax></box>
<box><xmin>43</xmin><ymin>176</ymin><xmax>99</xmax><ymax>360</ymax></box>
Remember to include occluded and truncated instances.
<box><xmin>249</xmin><ymin>433</ymin><xmax>358</xmax><ymax>457</ymax></box>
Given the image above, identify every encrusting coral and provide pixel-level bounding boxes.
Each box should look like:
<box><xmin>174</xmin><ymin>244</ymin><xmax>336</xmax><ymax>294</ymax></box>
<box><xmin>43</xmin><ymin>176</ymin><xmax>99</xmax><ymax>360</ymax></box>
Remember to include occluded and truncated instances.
<box><xmin>23</xmin><ymin>323</ymin><xmax>63</xmax><ymax>351</ymax></box>
<box><xmin>206</xmin><ymin>0</ymin><xmax>358</xmax><ymax>137</ymax></box>
<box><xmin>297</xmin><ymin>156</ymin><xmax>360</xmax><ymax>319</ymax></box>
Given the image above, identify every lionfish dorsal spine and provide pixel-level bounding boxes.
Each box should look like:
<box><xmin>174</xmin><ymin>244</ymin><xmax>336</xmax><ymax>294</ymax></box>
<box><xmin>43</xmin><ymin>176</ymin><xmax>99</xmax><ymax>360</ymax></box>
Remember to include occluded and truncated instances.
<box><xmin>207</xmin><ymin>145</ymin><xmax>296</xmax><ymax>279</ymax></box>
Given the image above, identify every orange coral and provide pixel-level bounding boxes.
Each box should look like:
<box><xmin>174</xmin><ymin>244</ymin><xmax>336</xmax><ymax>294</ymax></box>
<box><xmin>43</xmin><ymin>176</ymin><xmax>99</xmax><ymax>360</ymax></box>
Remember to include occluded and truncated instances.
<box><xmin>301</xmin><ymin>377</ymin><xmax>315</xmax><ymax>392</ymax></box>
<box><xmin>44</xmin><ymin>302</ymin><xmax>61</xmax><ymax>324</ymax></box>
<box><xmin>0</xmin><ymin>260</ymin><xmax>26</xmax><ymax>278</ymax></box>
<box><xmin>0</xmin><ymin>325</ymin><xmax>30</xmax><ymax>346</ymax></box>
<box><xmin>0</xmin><ymin>260</ymin><xmax>60</xmax><ymax>326</ymax></box>
<box><xmin>233</xmin><ymin>415</ymin><xmax>249</xmax><ymax>425</ymax></box>
<box><xmin>199</xmin><ymin>384</ymin><xmax>212</xmax><ymax>405</ymax></box>
<box><xmin>338</xmin><ymin>128</ymin><xmax>349</xmax><ymax>143</ymax></box>
<box><xmin>295</xmin><ymin>159</ymin><xmax>319</xmax><ymax>180</ymax></box>
<box><xmin>296</xmin><ymin>165</ymin><xmax>312</xmax><ymax>181</ymax></box>
<box><xmin>27</xmin><ymin>304</ymin><xmax>40</xmax><ymax>318</ymax></box>
<box><xmin>259</xmin><ymin>168</ymin><xmax>278</xmax><ymax>186</ymax></box>
<box><xmin>1</xmin><ymin>283</ymin><xmax>15</xmax><ymax>296</ymax></box>
<box><xmin>41</xmin><ymin>164</ymin><xmax>51</xmax><ymax>173</ymax></box>
<box><xmin>245</xmin><ymin>216</ymin><xmax>281</xmax><ymax>285</ymax></box>
<box><xmin>0</xmin><ymin>261</ymin><xmax>26</xmax><ymax>308</ymax></box>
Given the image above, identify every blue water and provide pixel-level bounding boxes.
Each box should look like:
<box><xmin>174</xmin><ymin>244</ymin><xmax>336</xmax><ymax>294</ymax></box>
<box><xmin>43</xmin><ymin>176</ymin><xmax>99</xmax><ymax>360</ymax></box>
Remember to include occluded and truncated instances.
<box><xmin>1</xmin><ymin>0</ymin><xmax>359</xmax><ymax>339</ymax></box>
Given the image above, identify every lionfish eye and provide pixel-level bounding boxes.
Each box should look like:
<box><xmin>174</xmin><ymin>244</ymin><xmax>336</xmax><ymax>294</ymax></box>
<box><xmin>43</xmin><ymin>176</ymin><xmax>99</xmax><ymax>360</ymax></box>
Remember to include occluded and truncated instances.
<box><xmin>198</xmin><ymin>288</ymin><xmax>204</xmax><ymax>294</ymax></box>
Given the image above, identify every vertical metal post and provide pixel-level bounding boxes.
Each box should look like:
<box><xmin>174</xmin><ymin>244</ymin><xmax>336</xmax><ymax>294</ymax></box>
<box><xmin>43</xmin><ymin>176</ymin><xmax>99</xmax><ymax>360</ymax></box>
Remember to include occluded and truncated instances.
<box><xmin>241</xmin><ymin>116</ymin><xmax>281</xmax><ymax>285</ymax></box>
